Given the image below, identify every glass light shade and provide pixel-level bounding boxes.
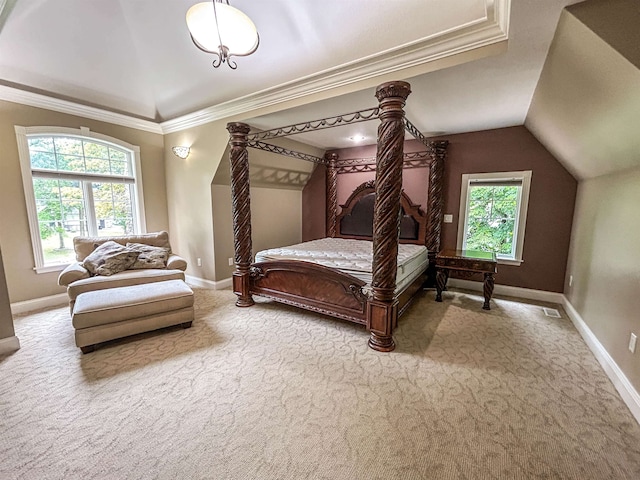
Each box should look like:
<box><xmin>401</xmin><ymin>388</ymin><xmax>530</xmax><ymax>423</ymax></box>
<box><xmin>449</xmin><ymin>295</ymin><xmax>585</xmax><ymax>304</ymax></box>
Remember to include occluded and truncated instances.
<box><xmin>172</xmin><ymin>146</ymin><xmax>190</xmax><ymax>159</ymax></box>
<box><xmin>186</xmin><ymin>2</ymin><xmax>259</xmax><ymax>56</ymax></box>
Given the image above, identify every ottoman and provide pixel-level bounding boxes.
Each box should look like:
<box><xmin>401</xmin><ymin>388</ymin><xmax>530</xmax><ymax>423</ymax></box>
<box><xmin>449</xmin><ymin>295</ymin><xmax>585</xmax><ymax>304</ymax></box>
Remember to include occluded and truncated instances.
<box><xmin>72</xmin><ymin>279</ymin><xmax>194</xmax><ymax>353</ymax></box>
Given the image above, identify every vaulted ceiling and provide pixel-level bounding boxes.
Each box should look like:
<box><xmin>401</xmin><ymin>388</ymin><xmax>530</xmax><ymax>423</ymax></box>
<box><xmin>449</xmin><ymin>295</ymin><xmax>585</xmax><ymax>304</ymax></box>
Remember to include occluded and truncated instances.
<box><xmin>1</xmin><ymin>0</ymin><xmax>638</xmax><ymax>179</ymax></box>
<box><xmin>526</xmin><ymin>0</ymin><xmax>640</xmax><ymax>180</ymax></box>
<box><xmin>0</xmin><ymin>0</ymin><xmax>567</xmax><ymax>136</ymax></box>
<box><xmin>0</xmin><ymin>0</ymin><xmax>507</xmax><ymax>122</ymax></box>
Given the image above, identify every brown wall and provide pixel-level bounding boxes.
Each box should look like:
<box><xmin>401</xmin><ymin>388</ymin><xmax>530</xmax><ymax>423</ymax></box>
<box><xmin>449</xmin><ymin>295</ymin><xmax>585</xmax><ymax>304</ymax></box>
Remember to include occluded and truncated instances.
<box><xmin>302</xmin><ymin>126</ymin><xmax>577</xmax><ymax>293</ymax></box>
<box><xmin>438</xmin><ymin>126</ymin><xmax>576</xmax><ymax>292</ymax></box>
<box><xmin>329</xmin><ymin>142</ymin><xmax>431</xmax><ymax>208</ymax></box>
<box><xmin>302</xmin><ymin>142</ymin><xmax>431</xmax><ymax>242</ymax></box>
<box><xmin>568</xmin><ymin>0</ymin><xmax>640</xmax><ymax>70</ymax></box>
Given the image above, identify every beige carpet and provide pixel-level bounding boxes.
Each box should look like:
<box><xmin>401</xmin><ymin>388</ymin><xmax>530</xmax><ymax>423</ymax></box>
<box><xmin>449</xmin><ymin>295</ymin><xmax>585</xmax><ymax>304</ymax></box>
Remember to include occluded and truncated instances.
<box><xmin>1</xmin><ymin>288</ymin><xmax>639</xmax><ymax>480</ymax></box>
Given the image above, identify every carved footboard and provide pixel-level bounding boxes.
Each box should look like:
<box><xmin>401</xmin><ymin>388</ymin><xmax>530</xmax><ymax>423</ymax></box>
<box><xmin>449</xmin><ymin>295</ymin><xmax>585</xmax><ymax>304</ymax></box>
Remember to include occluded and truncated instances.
<box><xmin>250</xmin><ymin>260</ymin><xmax>368</xmax><ymax>324</ymax></box>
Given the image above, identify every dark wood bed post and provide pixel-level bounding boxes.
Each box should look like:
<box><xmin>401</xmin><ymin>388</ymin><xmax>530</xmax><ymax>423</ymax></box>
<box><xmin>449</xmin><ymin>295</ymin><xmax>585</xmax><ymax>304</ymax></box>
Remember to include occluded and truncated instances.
<box><xmin>425</xmin><ymin>140</ymin><xmax>449</xmax><ymax>286</ymax></box>
<box><xmin>368</xmin><ymin>81</ymin><xmax>412</xmax><ymax>352</ymax></box>
<box><xmin>227</xmin><ymin>122</ymin><xmax>254</xmax><ymax>307</ymax></box>
<box><xmin>325</xmin><ymin>153</ymin><xmax>338</xmax><ymax>237</ymax></box>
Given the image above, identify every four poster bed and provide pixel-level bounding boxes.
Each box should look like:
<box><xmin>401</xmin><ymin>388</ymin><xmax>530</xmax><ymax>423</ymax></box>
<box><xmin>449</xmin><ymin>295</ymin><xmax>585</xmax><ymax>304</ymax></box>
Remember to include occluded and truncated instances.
<box><xmin>226</xmin><ymin>81</ymin><xmax>448</xmax><ymax>352</ymax></box>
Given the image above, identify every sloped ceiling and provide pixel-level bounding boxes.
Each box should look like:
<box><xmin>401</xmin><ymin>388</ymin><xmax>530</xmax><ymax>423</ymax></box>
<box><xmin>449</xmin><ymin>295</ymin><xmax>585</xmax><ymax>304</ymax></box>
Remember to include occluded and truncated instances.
<box><xmin>525</xmin><ymin>4</ymin><xmax>640</xmax><ymax>180</ymax></box>
<box><xmin>568</xmin><ymin>0</ymin><xmax>640</xmax><ymax>70</ymax></box>
<box><xmin>213</xmin><ymin>137</ymin><xmax>321</xmax><ymax>191</ymax></box>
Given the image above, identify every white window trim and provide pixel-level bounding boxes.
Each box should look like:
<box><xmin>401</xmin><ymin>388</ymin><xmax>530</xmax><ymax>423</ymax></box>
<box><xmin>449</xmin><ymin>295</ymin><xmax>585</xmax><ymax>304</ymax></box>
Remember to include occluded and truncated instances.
<box><xmin>456</xmin><ymin>170</ymin><xmax>532</xmax><ymax>266</ymax></box>
<box><xmin>15</xmin><ymin>125</ymin><xmax>147</xmax><ymax>273</ymax></box>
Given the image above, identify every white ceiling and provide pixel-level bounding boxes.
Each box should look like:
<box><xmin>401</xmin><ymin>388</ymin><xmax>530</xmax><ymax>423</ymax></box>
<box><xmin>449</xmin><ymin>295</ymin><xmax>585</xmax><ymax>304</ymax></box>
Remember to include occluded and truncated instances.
<box><xmin>0</xmin><ymin>0</ymin><xmax>580</xmax><ymax>149</ymax></box>
<box><xmin>247</xmin><ymin>0</ymin><xmax>582</xmax><ymax>149</ymax></box>
<box><xmin>526</xmin><ymin>10</ymin><xmax>640</xmax><ymax>180</ymax></box>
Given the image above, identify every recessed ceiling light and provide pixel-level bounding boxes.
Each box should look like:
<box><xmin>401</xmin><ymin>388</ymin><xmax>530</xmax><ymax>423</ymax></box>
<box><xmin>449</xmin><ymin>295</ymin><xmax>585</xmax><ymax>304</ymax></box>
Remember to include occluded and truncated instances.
<box><xmin>349</xmin><ymin>135</ymin><xmax>366</xmax><ymax>142</ymax></box>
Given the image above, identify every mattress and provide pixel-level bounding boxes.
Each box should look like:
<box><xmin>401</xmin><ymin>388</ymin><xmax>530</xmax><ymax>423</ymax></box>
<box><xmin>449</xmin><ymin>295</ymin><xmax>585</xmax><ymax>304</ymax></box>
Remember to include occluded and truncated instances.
<box><xmin>254</xmin><ymin>237</ymin><xmax>428</xmax><ymax>292</ymax></box>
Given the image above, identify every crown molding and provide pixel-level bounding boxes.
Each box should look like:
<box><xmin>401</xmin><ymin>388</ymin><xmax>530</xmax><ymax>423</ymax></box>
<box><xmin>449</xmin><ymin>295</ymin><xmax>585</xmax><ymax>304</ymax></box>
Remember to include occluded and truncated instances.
<box><xmin>161</xmin><ymin>0</ymin><xmax>510</xmax><ymax>134</ymax></box>
<box><xmin>0</xmin><ymin>85</ymin><xmax>163</xmax><ymax>134</ymax></box>
<box><xmin>0</xmin><ymin>0</ymin><xmax>509</xmax><ymax>137</ymax></box>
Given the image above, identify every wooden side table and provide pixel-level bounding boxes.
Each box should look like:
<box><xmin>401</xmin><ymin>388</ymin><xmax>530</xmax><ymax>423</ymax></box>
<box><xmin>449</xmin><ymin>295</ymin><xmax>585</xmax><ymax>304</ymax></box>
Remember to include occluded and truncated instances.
<box><xmin>435</xmin><ymin>249</ymin><xmax>497</xmax><ymax>310</ymax></box>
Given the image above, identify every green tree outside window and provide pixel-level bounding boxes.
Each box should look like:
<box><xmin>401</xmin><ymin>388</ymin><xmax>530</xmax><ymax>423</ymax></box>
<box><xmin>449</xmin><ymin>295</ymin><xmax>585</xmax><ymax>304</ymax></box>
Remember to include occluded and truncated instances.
<box><xmin>464</xmin><ymin>185</ymin><xmax>520</xmax><ymax>257</ymax></box>
<box><xmin>27</xmin><ymin>135</ymin><xmax>138</xmax><ymax>265</ymax></box>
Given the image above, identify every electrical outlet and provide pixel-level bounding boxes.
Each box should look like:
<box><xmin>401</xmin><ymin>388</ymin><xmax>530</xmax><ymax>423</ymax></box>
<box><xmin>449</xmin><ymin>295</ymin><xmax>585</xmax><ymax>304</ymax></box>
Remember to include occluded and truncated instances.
<box><xmin>629</xmin><ymin>333</ymin><xmax>637</xmax><ymax>354</ymax></box>
<box><xmin>443</xmin><ymin>214</ymin><xmax>453</xmax><ymax>223</ymax></box>
<box><xmin>196</xmin><ymin>257</ymin><xmax>202</xmax><ymax>267</ymax></box>
<box><xmin>228</xmin><ymin>257</ymin><xmax>234</xmax><ymax>266</ymax></box>
<box><xmin>569</xmin><ymin>275</ymin><xmax>573</xmax><ymax>287</ymax></box>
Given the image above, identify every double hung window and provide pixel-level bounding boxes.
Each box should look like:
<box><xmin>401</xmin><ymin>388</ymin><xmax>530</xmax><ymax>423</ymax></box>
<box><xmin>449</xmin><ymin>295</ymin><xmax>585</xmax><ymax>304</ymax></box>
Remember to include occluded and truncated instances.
<box><xmin>15</xmin><ymin>126</ymin><xmax>146</xmax><ymax>272</ymax></box>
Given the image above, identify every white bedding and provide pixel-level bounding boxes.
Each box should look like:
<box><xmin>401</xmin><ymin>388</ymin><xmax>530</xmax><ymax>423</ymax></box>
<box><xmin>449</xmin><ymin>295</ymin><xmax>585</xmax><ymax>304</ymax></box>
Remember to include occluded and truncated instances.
<box><xmin>254</xmin><ymin>237</ymin><xmax>428</xmax><ymax>292</ymax></box>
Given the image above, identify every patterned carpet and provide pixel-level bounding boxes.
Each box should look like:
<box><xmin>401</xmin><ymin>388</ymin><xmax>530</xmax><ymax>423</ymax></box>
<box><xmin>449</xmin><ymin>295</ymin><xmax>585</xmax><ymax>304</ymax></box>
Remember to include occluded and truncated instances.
<box><xmin>1</xmin><ymin>287</ymin><xmax>639</xmax><ymax>480</ymax></box>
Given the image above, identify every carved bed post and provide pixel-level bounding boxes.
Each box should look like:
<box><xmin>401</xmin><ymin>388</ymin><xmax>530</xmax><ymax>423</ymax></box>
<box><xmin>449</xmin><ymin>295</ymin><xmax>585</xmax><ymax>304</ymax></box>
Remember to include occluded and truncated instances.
<box><xmin>227</xmin><ymin>122</ymin><xmax>254</xmax><ymax>307</ymax></box>
<box><xmin>425</xmin><ymin>140</ymin><xmax>449</xmax><ymax>287</ymax></box>
<box><xmin>368</xmin><ymin>81</ymin><xmax>411</xmax><ymax>352</ymax></box>
<box><xmin>325</xmin><ymin>153</ymin><xmax>338</xmax><ymax>237</ymax></box>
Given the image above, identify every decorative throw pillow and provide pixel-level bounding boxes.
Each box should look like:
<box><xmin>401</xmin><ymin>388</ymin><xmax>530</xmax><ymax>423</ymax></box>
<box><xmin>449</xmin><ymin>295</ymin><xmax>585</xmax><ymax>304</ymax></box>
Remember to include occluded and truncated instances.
<box><xmin>82</xmin><ymin>241</ymin><xmax>138</xmax><ymax>276</ymax></box>
<box><xmin>126</xmin><ymin>243</ymin><xmax>170</xmax><ymax>269</ymax></box>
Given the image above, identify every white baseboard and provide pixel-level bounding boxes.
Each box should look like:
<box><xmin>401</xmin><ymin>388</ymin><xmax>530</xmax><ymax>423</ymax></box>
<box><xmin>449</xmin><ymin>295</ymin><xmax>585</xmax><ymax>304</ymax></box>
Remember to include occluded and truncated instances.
<box><xmin>447</xmin><ymin>278</ymin><xmax>564</xmax><ymax>304</ymax></box>
<box><xmin>10</xmin><ymin>293</ymin><xmax>67</xmax><ymax>315</ymax></box>
<box><xmin>0</xmin><ymin>335</ymin><xmax>20</xmax><ymax>355</ymax></box>
<box><xmin>562</xmin><ymin>296</ymin><xmax>640</xmax><ymax>425</ymax></box>
<box><xmin>185</xmin><ymin>275</ymin><xmax>232</xmax><ymax>290</ymax></box>
<box><xmin>9</xmin><ymin>276</ymin><xmax>234</xmax><ymax>314</ymax></box>
<box><xmin>447</xmin><ymin>279</ymin><xmax>640</xmax><ymax>424</ymax></box>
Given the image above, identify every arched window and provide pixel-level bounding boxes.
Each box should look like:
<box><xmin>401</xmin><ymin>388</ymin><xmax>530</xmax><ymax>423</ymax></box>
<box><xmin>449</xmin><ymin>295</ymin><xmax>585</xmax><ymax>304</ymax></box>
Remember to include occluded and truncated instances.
<box><xmin>15</xmin><ymin>126</ymin><xmax>146</xmax><ymax>273</ymax></box>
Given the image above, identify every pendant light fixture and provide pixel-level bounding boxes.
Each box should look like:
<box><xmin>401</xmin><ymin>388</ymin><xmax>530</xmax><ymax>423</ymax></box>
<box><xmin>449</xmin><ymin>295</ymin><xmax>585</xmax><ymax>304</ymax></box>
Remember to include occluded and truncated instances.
<box><xmin>186</xmin><ymin>0</ymin><xmax>260</xmax><ymax>69</ymax></box>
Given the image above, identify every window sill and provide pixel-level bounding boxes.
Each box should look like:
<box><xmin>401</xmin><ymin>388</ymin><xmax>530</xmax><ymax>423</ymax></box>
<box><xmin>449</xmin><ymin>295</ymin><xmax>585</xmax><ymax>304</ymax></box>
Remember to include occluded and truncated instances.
<box><xmin>497</xmin><ymin>258</ymin><xmax>523</xmax><ymax>266</ymax></box>
<box><xmin>34</xmin><ymin>264</ymin><xmax>69</xmax><ymax>274</ymax></box>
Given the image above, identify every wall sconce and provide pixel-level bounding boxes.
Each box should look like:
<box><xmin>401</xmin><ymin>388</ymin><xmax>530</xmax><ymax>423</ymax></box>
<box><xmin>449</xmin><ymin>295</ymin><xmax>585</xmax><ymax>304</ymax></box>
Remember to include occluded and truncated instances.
<box><xmin>172</xmin><ymin>146</ymin><xmax>190</xmax><ymax>159</ymax></box>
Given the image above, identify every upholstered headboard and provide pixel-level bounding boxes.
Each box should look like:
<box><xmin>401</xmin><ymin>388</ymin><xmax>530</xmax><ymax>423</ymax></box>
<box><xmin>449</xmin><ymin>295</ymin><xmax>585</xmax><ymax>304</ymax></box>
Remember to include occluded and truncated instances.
<box><xmin>335</xmin><ymin>181</ymin><xmax>427</xmax><ymax>245</ymax></box>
